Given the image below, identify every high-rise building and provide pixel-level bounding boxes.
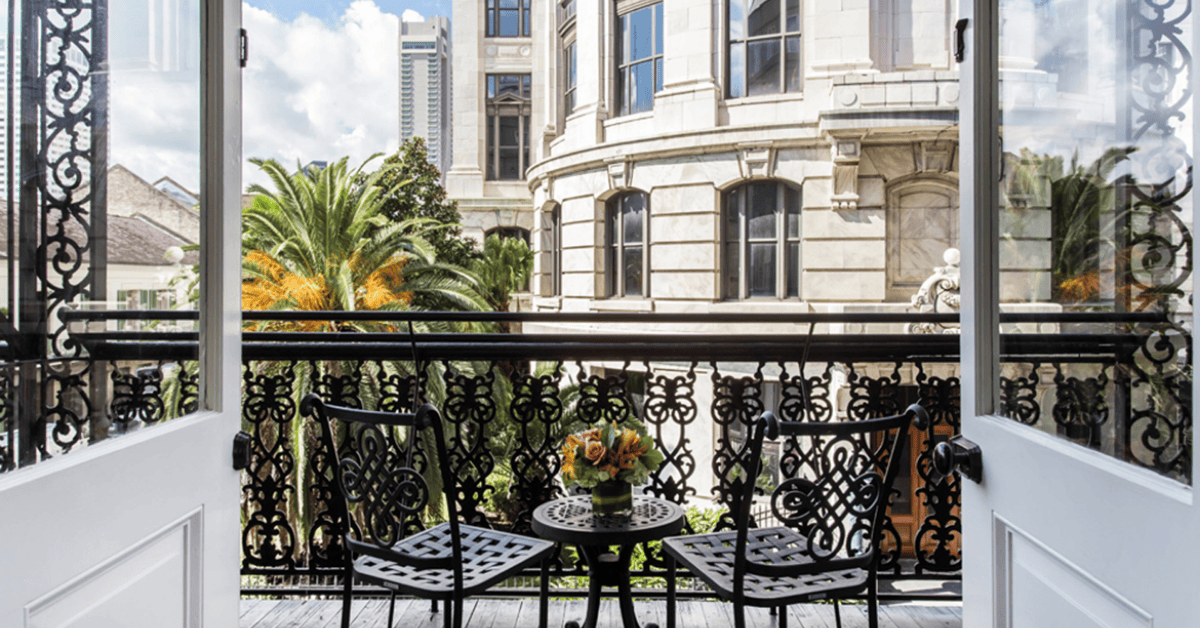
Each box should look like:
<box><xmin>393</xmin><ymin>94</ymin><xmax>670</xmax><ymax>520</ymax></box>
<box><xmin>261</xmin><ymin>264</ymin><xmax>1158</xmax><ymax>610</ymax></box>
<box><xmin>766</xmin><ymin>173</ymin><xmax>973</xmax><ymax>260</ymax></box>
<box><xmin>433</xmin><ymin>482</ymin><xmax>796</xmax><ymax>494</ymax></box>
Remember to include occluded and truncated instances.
<box><xmin>399</xmin><ymin>16</ymin><xmax>452</xmax><ymax>178</ymax></box>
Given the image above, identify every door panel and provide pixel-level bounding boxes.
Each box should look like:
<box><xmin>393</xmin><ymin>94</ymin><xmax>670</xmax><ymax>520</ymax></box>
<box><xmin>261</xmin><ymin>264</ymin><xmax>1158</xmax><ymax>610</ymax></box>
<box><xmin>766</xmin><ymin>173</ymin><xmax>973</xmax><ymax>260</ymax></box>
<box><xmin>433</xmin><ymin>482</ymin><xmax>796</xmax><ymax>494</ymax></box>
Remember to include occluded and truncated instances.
<box><xmin>960</xmin><ymin>0</ymin><xmax>1199</xmax><ymax>625</ymax></box>
<box><xmin>1000</xmin><ymin>517</ymin><xmax>1152</xmax><ymax>628</ymax></box>
<box><xmin>27</xmin><ymin>511</ymin><xmax>199</xmax><ymax>628</ymax></box>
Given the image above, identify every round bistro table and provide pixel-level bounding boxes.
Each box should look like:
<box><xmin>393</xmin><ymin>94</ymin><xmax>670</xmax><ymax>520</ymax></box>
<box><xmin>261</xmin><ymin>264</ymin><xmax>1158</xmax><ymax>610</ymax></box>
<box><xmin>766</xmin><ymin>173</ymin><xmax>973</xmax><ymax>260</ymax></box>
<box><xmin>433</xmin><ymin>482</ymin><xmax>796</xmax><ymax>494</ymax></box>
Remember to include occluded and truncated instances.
<box><xmin>532</xmin><ymin>495</ymin><xmax>685</xmax><ymax>628</ymax></box>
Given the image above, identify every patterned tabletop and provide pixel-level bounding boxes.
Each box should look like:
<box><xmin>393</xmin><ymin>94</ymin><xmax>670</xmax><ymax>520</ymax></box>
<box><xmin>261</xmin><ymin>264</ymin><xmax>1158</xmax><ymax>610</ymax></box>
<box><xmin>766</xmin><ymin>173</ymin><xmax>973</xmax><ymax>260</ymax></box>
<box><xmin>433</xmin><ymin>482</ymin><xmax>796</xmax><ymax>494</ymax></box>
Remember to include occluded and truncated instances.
<box><xmin>531</xmin><ymin>495</ymin><xmax>685</xmax><ymax>546</ymax></box>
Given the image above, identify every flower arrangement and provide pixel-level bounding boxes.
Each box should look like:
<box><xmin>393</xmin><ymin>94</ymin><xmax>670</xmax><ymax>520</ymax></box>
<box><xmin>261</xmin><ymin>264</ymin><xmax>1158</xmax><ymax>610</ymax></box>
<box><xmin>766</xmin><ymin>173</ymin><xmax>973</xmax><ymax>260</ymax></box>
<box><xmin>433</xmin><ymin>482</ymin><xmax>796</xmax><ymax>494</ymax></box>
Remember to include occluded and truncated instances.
<box><xmin>560</xmin><ymin>418</ymin><xmax>665</xmax><ymax>489</ymax></box>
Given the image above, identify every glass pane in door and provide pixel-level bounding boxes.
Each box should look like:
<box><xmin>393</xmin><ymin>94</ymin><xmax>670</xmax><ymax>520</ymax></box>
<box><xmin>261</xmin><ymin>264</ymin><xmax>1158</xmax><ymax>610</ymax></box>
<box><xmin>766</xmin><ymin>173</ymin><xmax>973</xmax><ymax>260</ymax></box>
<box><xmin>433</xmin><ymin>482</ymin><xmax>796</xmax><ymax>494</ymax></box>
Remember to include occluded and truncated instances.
<box><xmin>0</xmin><ymin>0</ymin><xmax>202</xmax><ymax>471</ymax></box>
<box><xmin>995</xmin><ymin>0</ymin><xmax>1192</xmax><ymax>484</ymax></box>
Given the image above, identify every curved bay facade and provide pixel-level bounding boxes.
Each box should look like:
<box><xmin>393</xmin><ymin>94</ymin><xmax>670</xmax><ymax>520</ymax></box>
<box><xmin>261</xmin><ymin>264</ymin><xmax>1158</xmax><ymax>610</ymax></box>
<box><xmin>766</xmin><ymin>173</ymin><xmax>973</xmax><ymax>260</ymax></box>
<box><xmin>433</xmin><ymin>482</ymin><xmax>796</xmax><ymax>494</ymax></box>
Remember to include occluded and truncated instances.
<box><xmin>527</xmin><ymin>0</ymin><xmax>968</xmax><ymax>316</ymax></box>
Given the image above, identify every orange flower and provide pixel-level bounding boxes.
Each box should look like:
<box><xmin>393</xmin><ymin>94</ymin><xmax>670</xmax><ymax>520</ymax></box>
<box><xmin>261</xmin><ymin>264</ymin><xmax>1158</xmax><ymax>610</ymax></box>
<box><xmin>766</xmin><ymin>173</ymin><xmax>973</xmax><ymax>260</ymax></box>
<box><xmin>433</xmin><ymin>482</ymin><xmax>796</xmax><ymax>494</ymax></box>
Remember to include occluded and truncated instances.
<box><xmin>585</xmin><ymin>441</ymin><xmax>606</xmax><ymax>463</ymax></box>
<box><xmin>600</xmin><ymin>463</ymin><xmax>621</xmax><ymax>478</ymax></box>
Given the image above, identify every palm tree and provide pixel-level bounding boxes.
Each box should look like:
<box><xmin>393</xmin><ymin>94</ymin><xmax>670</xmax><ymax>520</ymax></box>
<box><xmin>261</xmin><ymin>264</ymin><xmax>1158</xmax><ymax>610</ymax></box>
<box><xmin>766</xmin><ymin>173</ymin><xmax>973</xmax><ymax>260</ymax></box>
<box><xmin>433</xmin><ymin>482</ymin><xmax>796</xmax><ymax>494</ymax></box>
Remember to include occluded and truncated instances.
<box><xmin>240</xmin><ymin>156</ymin><xmax>487</xmax><ymax>553</ymax></box>
<box><xmin>241</xmin><ymin>155</ymin><xmax>488</xmax><ymax>331</ymax></box>
<box><xmin>471</xmin><ymin>234</ymin><xmax>534</xmax><ymax>333</ymax></box>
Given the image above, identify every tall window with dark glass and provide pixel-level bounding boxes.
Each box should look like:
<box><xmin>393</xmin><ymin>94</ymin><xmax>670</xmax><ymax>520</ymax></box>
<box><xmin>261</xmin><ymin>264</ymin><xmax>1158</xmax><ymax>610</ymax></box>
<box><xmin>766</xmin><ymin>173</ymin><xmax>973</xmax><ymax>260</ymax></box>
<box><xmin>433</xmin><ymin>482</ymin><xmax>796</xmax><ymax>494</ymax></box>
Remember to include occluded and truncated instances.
<box><xmin>486</xmin><ymin>74</ymin><xmax>532</xmax><ymax>180</ymax></box>
<box><xmin>616</xmin><ymin>3</ymin><xmax>663</xmax><ymax>116</ymax></box>
<box><xmin>607</xmin><ymin>191</ymin><xmax>648</xmax><ymax>297</ymax></box>
<box><xmin>487</xmin><ymin>0</ymin><xmax>532</xmax><ymax>37</ymax></box>
<box><xmin>723</xmin><ymin>181</ymin><xmax>801</xmax><ymax>299</ymax></box>
<box><xmin>727</xmin><ymin>0</ymin><xmax>801</xmax><ymax>98</ymax></box>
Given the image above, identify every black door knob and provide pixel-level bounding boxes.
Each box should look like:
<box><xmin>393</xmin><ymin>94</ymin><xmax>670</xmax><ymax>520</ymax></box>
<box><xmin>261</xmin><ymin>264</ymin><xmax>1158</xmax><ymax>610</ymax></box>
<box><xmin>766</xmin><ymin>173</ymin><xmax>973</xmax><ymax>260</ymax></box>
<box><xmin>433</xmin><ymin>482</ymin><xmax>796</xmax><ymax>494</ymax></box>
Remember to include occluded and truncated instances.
<box><xmin>931</xmin><ymin>436</ymin><xmax>982</xmax><ymax>483</ymax></box>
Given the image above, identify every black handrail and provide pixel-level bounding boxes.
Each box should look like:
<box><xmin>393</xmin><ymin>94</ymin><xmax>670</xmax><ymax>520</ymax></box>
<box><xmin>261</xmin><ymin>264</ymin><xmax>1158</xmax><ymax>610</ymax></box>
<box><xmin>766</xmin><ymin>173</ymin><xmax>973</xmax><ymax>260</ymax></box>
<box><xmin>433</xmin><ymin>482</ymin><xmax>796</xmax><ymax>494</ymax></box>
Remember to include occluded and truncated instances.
<box><xmin>56</xmin><ymin>308</ymin><xmax>1169</xmax><ymax>324</ymax></box>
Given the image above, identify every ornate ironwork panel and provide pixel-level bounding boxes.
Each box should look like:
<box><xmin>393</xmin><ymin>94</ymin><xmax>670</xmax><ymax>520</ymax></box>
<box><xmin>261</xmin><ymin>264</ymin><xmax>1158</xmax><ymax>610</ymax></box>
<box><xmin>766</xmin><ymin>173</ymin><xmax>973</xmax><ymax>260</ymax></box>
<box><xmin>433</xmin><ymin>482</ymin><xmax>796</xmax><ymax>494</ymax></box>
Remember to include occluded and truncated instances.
<box><xmin>710</xmin><ymin>364</ymin><xmax>764</xmax><ymax>532</ymax></box>
<box><xmin>109</xmin><ymin>365</ymin><xmax>165</xmax><ymax>427</ymax></box>
<box><xmin>507</xmin><ymin>364</ymin><xmax>566</xmax><ymax>536</ymax></box>
<box><xmin>442</xmin><ymin>365</ymin><xmax>498</xmax><ymax>526</ymax></box>
<box><xmin>241</xmin><ymin>361</ymin><xmax>298</xmax><ymax>571</ymax></box>
<box><xmin>913</xmin><ymin>365</ymin><xmax>962</xmax><ymax>574</ymax></box>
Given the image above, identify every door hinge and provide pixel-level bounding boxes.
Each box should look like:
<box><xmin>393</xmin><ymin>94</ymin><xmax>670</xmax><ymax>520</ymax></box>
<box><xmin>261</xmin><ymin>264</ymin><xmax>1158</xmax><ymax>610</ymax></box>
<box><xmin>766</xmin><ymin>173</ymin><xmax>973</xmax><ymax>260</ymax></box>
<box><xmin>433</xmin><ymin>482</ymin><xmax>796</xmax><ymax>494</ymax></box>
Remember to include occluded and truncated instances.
<box><xmin>954</xmin><ymin>18</ymin><xmax>968</xmax><ymax>63</ymax></box>
<box><xmin>240</xmin><ymin>28</ymin><xmax>248</xmax><ymax>68</ymax></box>
<box><xmin>232</xmin><ymin>431</ymin><xmax>252</xmax><ymax>470</ymax></box>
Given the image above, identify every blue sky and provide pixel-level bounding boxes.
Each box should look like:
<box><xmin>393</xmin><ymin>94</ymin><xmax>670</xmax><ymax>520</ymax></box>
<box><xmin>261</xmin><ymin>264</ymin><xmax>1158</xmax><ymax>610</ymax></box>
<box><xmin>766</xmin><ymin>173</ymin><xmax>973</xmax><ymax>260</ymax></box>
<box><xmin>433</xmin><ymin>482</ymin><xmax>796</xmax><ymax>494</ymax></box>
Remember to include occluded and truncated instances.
<box><xmin>250</xmin><ymin>0</ymin><xmax>452</xmax><ymax>25</ymax></box>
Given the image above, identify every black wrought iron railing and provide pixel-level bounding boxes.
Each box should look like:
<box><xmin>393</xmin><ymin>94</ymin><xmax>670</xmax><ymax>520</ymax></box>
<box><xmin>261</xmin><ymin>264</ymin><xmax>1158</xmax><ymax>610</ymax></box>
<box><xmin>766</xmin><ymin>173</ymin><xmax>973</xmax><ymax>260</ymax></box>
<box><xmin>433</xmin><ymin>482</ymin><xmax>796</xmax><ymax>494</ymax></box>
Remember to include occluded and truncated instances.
<box><xmin>3</xmin><ymin>309</ymin><xmax>1190</xmax><ymax>601</ymax></box>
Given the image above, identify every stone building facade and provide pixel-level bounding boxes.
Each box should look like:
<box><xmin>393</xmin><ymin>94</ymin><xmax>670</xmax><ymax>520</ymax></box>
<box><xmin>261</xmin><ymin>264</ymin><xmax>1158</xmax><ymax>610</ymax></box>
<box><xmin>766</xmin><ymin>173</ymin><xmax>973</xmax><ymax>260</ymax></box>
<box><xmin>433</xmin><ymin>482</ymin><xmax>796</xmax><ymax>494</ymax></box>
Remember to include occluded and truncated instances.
<box><xmin>446</xmin><ymin>0</ymin><xmax>543</xmax><ymax>244</ymax></box>
<box><xmin>525</xmin><ymin>0</ymin><xmax>972</xmax><ymax>318</ymax></box>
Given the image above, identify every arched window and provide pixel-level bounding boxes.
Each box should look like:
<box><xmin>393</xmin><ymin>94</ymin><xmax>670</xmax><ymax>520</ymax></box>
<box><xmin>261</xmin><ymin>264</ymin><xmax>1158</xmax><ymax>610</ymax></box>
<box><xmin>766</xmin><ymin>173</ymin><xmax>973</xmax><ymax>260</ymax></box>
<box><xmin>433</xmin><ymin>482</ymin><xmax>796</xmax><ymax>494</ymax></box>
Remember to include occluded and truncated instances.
<box><xmin>885</xmin><ymin>179</ymin><xmax>959</xmax><ymax>301</ymax></box>
<box><xmin>485</xmin><ymin>226</ymin><xmax>531</xmax><ymax>244</ymax></box>
<box><xmin>722</xmin><ymin>181</ymin><xmax>801</xmax><ymax>299</ymax></box>
<box><xmin>607</xmin><ymin>191</ymin><xmax>649</xmax><ymax>297</ymax></box>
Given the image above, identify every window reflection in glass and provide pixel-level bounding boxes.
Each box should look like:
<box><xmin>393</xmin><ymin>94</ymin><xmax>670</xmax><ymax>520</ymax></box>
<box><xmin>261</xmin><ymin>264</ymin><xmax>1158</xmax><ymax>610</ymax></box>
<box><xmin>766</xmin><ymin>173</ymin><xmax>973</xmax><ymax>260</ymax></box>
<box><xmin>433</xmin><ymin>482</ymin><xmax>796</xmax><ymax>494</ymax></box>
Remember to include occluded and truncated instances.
<box><xmin>563</xmin><ymin>41</ymin><xmax>577</xmax><ymax>115</ymax></box>
<box><xmin>728</xmin><ymin>0</ymin><xmax>801</xmax><ymax>98</ymax></box>
<box><xmin>617</xmin><ymin>3</ymin><xmax>664</xmax><ymax>116</ymax></box>
<box><xmin>992</xmin><ymin>0</ymin><xmax>1193</xmax><ymax>482</ymax></box>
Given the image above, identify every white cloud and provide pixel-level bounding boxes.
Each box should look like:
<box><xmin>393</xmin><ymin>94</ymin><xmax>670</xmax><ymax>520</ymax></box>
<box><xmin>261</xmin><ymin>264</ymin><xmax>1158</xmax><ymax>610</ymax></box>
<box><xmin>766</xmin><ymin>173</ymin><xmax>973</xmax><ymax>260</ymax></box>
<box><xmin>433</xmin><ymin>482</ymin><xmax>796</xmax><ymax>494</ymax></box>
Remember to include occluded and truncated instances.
<box><xmin>401</xmin><ymin>9</ymin><xmax>426</xmax><ymax>22</ymax></box>
<box><xmin>242</xmin><ymin>0</ymin><xmax>400</xmax><ymax>188</ymax></box>
<box><xmin>107</xmin><ymin>1</ymin><xmax>401</xmax><ymax>193</ymax></box>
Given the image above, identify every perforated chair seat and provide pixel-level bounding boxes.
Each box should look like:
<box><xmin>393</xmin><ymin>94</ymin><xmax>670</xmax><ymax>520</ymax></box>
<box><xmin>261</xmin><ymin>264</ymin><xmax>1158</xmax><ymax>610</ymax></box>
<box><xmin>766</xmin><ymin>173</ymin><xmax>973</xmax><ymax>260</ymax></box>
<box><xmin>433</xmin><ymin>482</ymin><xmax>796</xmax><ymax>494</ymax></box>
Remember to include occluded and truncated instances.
<box><xmin>664</xmin><ymin>527</ymin><xmax>867</xmax><ymax>606</ymax></box>
<box><xmin>356</xmin><ymin>522</ymin><xmax>555</xmax><ymax>599</ymax></box>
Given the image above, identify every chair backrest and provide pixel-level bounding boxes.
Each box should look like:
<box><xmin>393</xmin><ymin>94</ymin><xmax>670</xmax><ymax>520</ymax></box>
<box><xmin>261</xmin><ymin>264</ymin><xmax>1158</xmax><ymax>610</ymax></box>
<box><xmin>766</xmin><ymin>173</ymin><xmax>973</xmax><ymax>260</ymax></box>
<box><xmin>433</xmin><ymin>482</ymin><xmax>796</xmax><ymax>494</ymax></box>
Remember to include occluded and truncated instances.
<box><xmin>301</xmin><ymin>393</ymin><xmax>461</xmax><ymax>567</ymax></box>
<box><xmin>736</xmin><ymin>403</ymin><xmax>928</xmax><ymax>578</ymax></box>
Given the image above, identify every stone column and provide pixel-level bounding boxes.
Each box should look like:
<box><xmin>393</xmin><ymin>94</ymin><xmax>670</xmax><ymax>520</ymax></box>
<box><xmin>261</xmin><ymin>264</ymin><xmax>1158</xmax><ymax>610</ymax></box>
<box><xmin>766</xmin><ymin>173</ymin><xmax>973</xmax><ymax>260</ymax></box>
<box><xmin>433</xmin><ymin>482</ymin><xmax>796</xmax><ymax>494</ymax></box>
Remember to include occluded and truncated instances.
<box><xmin>653</xmin><ymin>0</ymin><xmax>720</xmax><ymax>132</ymax></box>
<box><xmin>562</xmin><ymin>0</ymin><xmax>607</xmax><ymax>145</ymax></box>
<box><xmin>446</xmin><ymin>0</ymin><xmax>485</xmax><ymax>198</ymax></box>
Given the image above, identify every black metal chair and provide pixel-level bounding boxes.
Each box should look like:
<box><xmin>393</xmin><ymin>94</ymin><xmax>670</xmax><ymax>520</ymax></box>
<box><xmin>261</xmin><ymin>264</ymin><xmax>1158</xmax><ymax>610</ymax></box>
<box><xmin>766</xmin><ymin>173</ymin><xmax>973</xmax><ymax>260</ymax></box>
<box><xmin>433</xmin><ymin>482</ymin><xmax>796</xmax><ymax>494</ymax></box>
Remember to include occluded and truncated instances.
<box><xmin>663</xmin><ymin>404</ymin><xmax>928</xmax><ymax>628</ymax></box>
<box><xmin>302</xmin><ymin>394</ymin><xmax>556</xmax><ymax>628</ymax></box>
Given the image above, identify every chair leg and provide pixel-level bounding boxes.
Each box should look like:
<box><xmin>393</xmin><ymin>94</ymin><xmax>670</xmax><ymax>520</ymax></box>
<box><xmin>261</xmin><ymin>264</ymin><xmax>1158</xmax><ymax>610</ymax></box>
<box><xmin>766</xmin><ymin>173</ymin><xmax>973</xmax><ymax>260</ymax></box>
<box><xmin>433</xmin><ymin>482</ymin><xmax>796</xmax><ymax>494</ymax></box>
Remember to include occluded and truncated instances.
<box><xmin>453</xmin><ymin>598</ymin><xmax>464</xmax><ymax>628</ymax></box>
<box><xmin>734</xmin><ymin>601</ymin><xmax>746</xmax><ymax>628</ymax></box>
<box><xmin>868</xmin><ymin>578</ymin><xmax>879</xmax><ymax>628</ymax></box>
<box><xmin>833</xmin><ymin>599</ymin><xmax>842</xmax><ymax>628</ymax></box>
<box><xmin>432</xmin><ymin>599</ymin><xmax>439</xmax><ymax>613</ymax></box>
<box><xmin>387</xmin><ymin>591</ymin><xmax>396</xmax><ymax>628</ymax></box>
<box><xmin>665</xmin><ymin>555</ymin><xmax>677</xmax><ymax>628</ymax></box>
<box><xmin>539</xmin><ymin>557</ymin><xmax>550</xmax><ymax>628</ymax></box>
<box><xmin>340</xmin><ymin>562</ymin><xmax>354</xmax><ymax>628</ymax></box>
<box><xmin>779</xmin><ymin>606</ymin><xmax>788</xmax><ymax>628</ymax></box>
<box><xmin>442</xmin><ymin>599</ymin><xmax>451</xmax><ymax>628</ymax></box>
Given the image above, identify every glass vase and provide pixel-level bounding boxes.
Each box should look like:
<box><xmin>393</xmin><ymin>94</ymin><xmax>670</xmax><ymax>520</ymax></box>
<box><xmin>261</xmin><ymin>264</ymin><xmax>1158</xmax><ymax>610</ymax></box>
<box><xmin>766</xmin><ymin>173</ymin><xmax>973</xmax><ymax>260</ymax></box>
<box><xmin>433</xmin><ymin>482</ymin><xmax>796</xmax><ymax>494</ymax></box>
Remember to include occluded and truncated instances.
<box><xmin>591</xmin><ymin>479</ymin><xmax>634</xmax><ymax>517</ymax></box>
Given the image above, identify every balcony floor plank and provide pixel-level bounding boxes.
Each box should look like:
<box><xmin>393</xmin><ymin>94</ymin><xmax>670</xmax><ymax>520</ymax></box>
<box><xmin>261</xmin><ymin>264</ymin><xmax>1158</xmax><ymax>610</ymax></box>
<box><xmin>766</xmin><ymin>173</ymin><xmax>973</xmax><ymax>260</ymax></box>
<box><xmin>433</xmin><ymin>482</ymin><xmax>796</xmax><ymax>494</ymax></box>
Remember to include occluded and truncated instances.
<box><xmin>241</xmin><ymin>598</ymin><xmax>962</xmax><ymax>628</ymax></box>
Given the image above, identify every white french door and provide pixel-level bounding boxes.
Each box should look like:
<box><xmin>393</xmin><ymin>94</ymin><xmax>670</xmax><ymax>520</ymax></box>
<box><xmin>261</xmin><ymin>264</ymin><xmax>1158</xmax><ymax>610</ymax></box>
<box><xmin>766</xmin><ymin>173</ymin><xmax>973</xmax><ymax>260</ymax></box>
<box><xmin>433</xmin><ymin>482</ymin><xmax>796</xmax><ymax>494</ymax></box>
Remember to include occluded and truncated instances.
<box><xmin>0</xmin><ymin>0</ymin><xmax>242</xmax><ymax>626</ymax></box>
<box><xmin>960</xmin><ymin>0</ymin><xmax>1200</xmax><ymax>626</ymax></box>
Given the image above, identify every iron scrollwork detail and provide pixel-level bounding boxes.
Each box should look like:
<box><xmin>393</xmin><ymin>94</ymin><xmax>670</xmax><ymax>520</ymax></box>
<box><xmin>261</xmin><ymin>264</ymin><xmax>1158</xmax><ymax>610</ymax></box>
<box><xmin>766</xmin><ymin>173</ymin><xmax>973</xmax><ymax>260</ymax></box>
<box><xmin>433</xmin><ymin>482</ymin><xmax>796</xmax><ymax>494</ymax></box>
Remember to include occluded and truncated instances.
<box><xmin>241</xmin><ymin>361</ymin><xmax>298</xmax><ymax>571</ymax></box>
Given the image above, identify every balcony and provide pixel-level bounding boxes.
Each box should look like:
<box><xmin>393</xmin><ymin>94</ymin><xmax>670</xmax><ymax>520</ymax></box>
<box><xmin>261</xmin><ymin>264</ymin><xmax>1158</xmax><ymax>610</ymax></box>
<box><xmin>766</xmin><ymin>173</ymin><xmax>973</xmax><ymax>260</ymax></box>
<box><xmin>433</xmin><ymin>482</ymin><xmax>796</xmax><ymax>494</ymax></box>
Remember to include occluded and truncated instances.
<box><xmin>15</xmin><ymin>306</ymin><xmax>1175</xmax><ymax>624</ymax></box>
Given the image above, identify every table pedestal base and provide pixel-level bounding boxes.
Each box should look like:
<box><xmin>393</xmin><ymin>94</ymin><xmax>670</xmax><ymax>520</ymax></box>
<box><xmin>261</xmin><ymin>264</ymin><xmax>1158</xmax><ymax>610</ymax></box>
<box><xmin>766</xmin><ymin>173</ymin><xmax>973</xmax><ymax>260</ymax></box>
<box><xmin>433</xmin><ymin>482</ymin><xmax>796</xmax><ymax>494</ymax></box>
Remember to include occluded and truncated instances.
<box><xmin>564</xmin><ymin>544</ymin><xmax>658</xmax><ymax>628</ymax></box>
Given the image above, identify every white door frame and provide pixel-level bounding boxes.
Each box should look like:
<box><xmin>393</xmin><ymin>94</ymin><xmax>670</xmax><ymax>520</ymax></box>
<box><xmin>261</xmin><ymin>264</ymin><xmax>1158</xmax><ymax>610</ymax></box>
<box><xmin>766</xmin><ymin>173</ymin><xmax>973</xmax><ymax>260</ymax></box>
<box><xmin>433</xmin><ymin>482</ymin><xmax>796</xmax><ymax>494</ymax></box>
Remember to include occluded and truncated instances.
<box><xmin>958</xmin><ymin>0</ymin><xmax>1200</xmax><ymax>626</ymax></box>
<box><xmin>0</xmin><ymin>0</ymin><xmax>242</xmax><ymax>624</ymax></box>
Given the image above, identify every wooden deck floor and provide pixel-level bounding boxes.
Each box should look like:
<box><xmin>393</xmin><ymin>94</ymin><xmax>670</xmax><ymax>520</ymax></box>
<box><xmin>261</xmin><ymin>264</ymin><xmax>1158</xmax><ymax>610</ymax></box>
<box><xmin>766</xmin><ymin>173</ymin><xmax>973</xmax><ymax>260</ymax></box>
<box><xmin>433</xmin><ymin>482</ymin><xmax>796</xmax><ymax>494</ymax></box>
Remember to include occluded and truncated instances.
<box><xmin>241</xmin><ymin>597</ymin><xmax>962</xmax><ymax>628</ymax></box>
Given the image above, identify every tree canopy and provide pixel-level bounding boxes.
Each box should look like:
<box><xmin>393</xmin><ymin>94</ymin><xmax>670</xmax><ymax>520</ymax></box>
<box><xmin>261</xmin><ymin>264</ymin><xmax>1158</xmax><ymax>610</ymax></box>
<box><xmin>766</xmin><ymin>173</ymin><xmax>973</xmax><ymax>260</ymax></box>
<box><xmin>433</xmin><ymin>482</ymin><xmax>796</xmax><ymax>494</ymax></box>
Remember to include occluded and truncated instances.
<box><xmin>373</xmin><ymin>137</ymin><xmax>478</xmax><ymax>267</ymax></box>
<box><xmin>241</xmin><ymin>155</ymin><xmax>488</xmax><ymax>331</ymax></box>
